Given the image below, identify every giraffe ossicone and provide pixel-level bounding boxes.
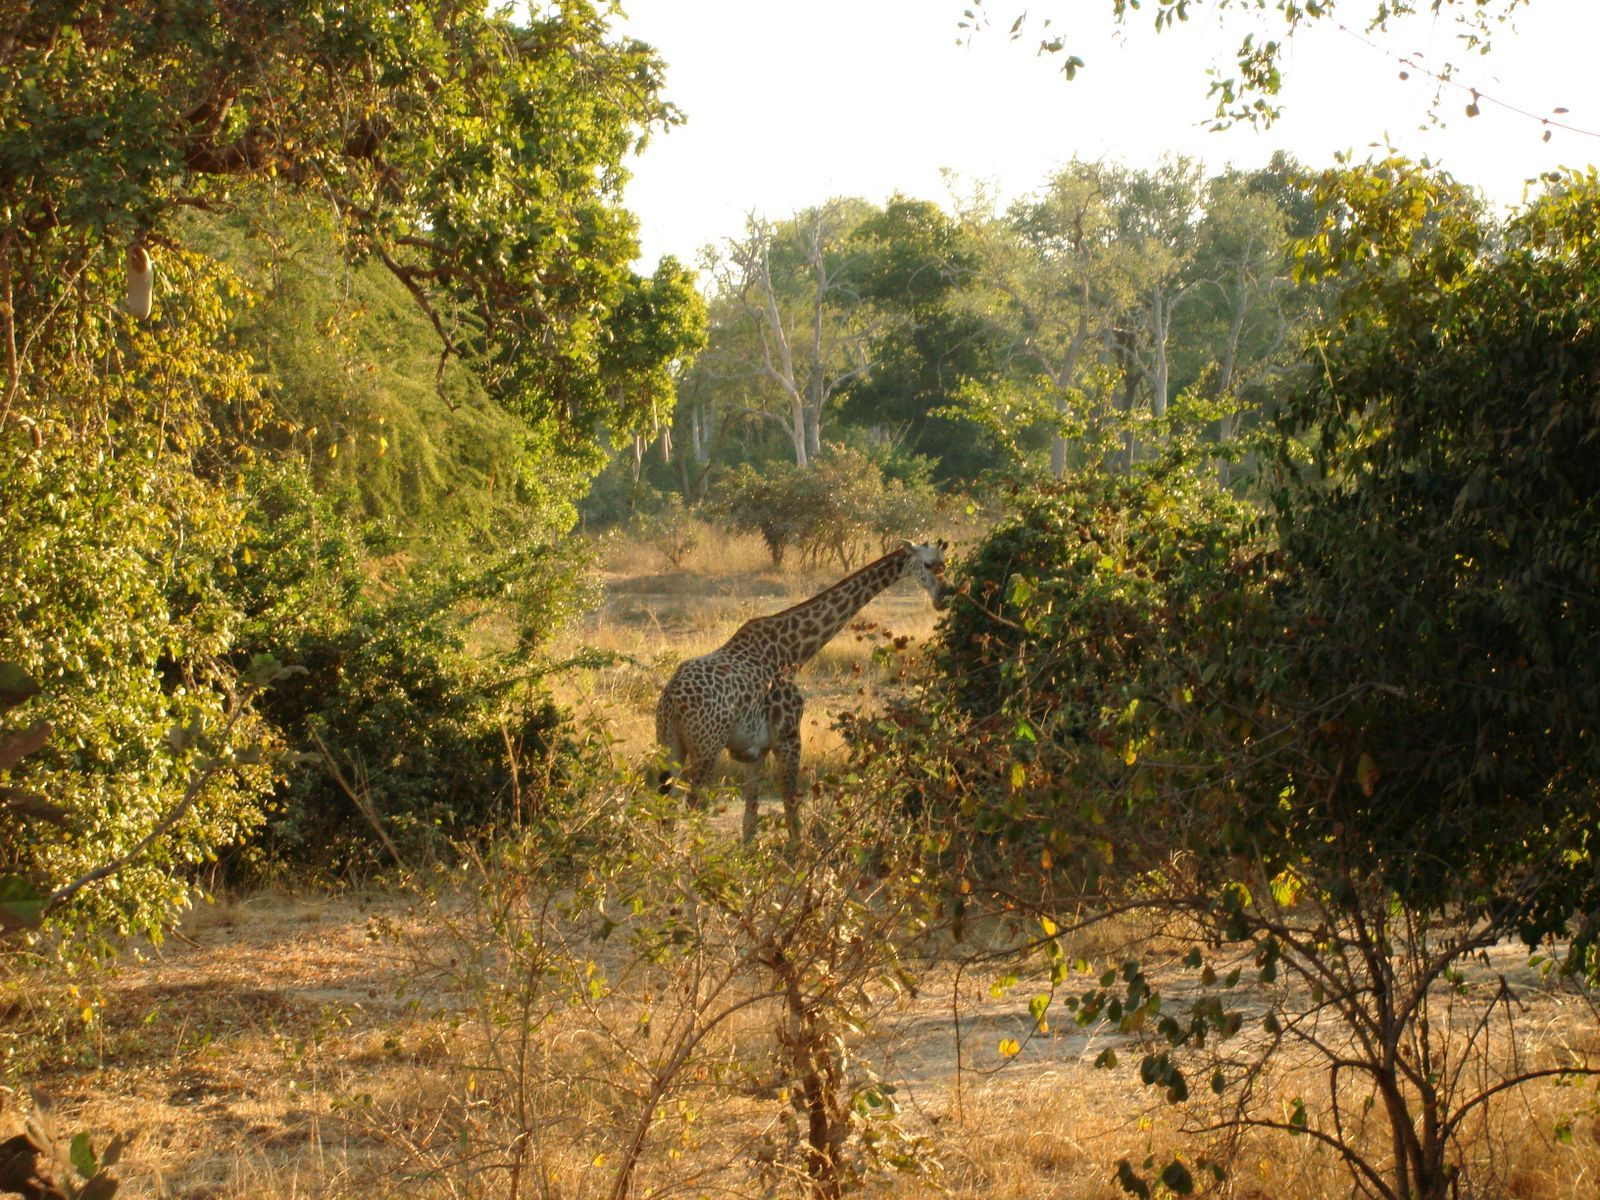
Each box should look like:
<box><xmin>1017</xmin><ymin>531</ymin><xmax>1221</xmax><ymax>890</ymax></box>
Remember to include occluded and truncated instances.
<box><xmin>654</xmin><ymin>541</ymin><xmax>950</xmax><ymax>844</ymax></box>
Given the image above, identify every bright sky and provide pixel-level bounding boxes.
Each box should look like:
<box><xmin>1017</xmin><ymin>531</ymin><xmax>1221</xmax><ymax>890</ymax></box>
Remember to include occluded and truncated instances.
<box><xmin>613</xmin><ymin>0</ymin><xmax>1600</xmax><ymax>269</ymax></box>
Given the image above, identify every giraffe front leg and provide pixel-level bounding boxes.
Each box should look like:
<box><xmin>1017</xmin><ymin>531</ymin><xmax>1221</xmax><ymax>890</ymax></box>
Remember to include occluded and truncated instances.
<box><xmin>683</xmin><ymin>753</ymin><xmax>719</xmax><ymax>812</ymax></box>
<box><xmin>768</xmin><ymin>680</ymin><xmax>805</xmax><ymax>844</ymax></box>
<box><xmin>740</xmin><ymin>762</ymin><xmax>763</xmax><ymax>846</ymax></box>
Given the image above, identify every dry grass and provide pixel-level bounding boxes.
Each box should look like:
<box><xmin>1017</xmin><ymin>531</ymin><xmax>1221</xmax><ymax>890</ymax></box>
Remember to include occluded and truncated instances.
<box><xmin>17</xmin><ymin>897</ymin><xmax>1594</xmax><ymax>1199</ymax></box>
<box><xmin>10</xmin><ymin>887</ymin><xmax>1600</xmax><ymax>1198</ymax></box>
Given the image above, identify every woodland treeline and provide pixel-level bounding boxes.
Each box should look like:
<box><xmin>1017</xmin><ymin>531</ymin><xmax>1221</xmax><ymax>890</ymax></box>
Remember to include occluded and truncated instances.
<box><xmin>609</xmin><ymin>153</ymin><xmax>1314</xmax><ymax>511</ymax></box>
<box><xmin>3</xmin><ymin>2</ymin><xmax>1599</xmax><ymax>1197</ymax></box>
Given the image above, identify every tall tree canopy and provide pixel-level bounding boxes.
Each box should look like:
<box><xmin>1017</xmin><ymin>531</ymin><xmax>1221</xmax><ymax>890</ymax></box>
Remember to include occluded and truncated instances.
<box><xmin>0</xmin><ymin>0</ymin><xmax>701</xmax><ymax>946</ymax></box>
<box><xmin>1</xmin><ymin>0</ymin><xmax>688</xmax><ymax>439</ymax></box>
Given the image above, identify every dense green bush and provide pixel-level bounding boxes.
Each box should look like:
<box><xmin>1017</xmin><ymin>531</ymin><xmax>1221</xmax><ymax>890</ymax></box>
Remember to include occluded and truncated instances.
<box><xmin>861</xmin><ymin>163</ymin><xmax>1600</xmax><ymax>952</ymax></box>
<box><xmin>0</xmin><ymin>434</ymin><xmax>272</xmax><ymax>949</ymax></box>
<box><xmin>230</xmin><ymin>464</ymin><xmax>574</xmax><ymax>870</ymax></box>
<box><xmin>859</xmin><ymin>164</ymin><xmax>1600</xmax><ymax>1200</ymax></box>
<box><xmin>637</xmin><ymin>495</ymin><xmax>702</xmax><ymax>568</ymax></box>
<box><xmin>1246</xmin><ymin>161</ymin><xmax>1600</xmax><ymax>937</ymax></box>
<box><xmin>0</xmin><ymin>235</ymin><xmax>282</xmax><ymax>954</ymax></box>
<box><xmin>2</xmin><ymin>0</ymin><xmax>692</xmax><ymax>953</ymax></box>
<box><xmin>851</xmin><ymin>462</ymin><xmax>1261</xmax><ymax>891</ymax></box>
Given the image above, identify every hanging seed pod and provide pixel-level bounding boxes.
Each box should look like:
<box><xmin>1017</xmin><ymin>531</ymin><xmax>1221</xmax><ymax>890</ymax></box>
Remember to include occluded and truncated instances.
<box><xmin>125</xmin><ymin>242</ymin><xmax>154</xmax><ymax>320</ymax></box>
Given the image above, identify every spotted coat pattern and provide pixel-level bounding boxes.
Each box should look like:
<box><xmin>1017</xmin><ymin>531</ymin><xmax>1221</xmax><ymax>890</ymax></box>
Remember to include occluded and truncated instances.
<box><xmin>655</xmin><ymin>542</ymin><xmax>949</xmax><ymax>842</ymax></box>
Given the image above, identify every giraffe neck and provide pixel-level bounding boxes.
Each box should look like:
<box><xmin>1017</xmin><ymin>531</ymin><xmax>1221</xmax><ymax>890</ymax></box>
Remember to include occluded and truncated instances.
<box><xmin>739</xmin><ymin>548</ymin><xmax>912</xmax><ymax>672</ymax></box>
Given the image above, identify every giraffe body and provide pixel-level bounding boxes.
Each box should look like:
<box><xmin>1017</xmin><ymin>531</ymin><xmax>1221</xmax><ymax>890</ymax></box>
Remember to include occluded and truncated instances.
<box><xmin>655</xmin><ymin>542</ymin><xmax>948</xmax><ymax>843</ymax></box>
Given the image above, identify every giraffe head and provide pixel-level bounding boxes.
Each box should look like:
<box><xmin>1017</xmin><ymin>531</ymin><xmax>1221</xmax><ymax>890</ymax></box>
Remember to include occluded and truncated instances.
<box><xmin>903</xmin><ymin>540</ymin><xmax>952</xmax><ymax>610</ymax></box>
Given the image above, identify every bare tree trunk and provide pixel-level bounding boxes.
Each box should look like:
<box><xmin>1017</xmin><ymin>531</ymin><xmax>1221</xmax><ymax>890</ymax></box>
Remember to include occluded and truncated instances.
<box><xmin>1046</xmin><ymin>312</ymin><xmax>1092</xmax><ymax>477</ymax></box>
<box><xmin>744</xmin><ymin>223</ymin><xmax>811</xmax><ymax>467</ymax></box>
<box><xmin>1146</xmin><ymin>279</ymin><xmax>1177</xmax><ymax>421</ymax></box>
<box><xmin>726</xmin><ymin>205</ymin><xmax>876</xmax><ymax>470</ymax></box>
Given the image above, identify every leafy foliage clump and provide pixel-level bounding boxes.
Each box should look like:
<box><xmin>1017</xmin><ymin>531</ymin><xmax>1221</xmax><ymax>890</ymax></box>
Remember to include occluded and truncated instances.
<box><xmin>863</xmin><ymin>464</ymin><xmax>1259</xmax><ymax>890</ymax></box>
<box><xmin>230</xmin><ymin>464</ymin><xmax>574</xmax><ymax>871</ymax></box>
<box><xmin>0</xmin><ymin>0</ymin><xmax>702</xmax><ymax>948</ymax></box>
<box><xmin>635</xmin><ymin>495</ymin><xmax>702</xmax><ymax>569</ymax></box>
<box><xmin>876</xmin><ymin>164</ymin><xmax>1600</xmax><ymax>941</ymax></box>
<box><xmin>852</xmin><ymin>165</ymin><xmax>1600</xmax><ymax>1200</ymax></box>
<box><xmin>0</xmin><ymin>243</ymin><xmax>274</xmax><ymax>951</ymax></box>
<box><xmin>1253</xmin><ymin>160</ymin><xmax>1600</xmax><ymax>936</ymax></box>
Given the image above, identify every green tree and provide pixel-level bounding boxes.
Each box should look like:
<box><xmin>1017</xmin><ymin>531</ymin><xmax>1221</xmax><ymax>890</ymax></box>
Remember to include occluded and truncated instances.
<box><xmin>711</xmin><ymin>447</ymin><xmax>935</xmax><ymax>570</ymax></box>
<box><xmin>836</xmin><ymin>196</ymin><xmax>1004</xmax><ymax>481</ymax></box>
<box><xmin>864</xmin><ymin>161</ymin><xmax>1600</xmax><ymax>1198</ymax></box>
<box><xmin>0</xmin><ymin>1</ymin><xmax>693</xmax><ymax>942</ymax></box>
<box><xmin>192</xmin><ymin>195</ymin><xmax>590</xmax><ymax>533</ymax></box>
<box><xmin>1171</xmin><ymin>164</ymin><xmax>1306</xmax><ymax>470</ymax></box>
<box><xmin>1</xmin><ymin>0</ymin><xmax>684</xmax><ymax>434</ymax></box>
<box><xmin>700</xmin><ymin>199</ymin><xmax>878</xmax><ymax>467</ymax></box>
<box><xmin>992</xmin><ymin>161</ymin><xmax>1131</xmax><ymax>477</ymax></box>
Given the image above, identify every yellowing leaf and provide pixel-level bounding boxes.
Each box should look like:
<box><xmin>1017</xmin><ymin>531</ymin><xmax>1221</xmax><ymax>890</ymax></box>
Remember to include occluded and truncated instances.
<box><xmin>1123</xmin><ymin>743</ymin><xmax>1137</xmax><ymax>766</ymax></box>
<box><xmin>998</xmin><ymin>1038</ymin><xmax>1021</xmax><ymax>1058</ymax></box>
<box><xmin>1040</xmin><ymin>848</ymin><xmax>1053</xmax><ymax>870</ymax></box>
<box><xmin>1009</xmin><ymin>761</ymin><xmax>1026</xmax><ymax>790</ymax></box>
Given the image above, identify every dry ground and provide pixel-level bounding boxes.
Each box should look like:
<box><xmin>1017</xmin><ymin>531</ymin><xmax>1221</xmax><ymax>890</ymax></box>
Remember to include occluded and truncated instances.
<box><xmin>7</xmin><ymin>529</ymin><xmax>1600</xmax><ymax>1198</ymax></box>
<box><xmin>13</xmin><ymin>895</ymin><xmax>1598</xmax><ymax>1199</ymax></box>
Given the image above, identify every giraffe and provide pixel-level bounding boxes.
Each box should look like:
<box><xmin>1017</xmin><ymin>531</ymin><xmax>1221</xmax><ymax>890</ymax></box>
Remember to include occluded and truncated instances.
<box><xmin>655</xmin><ymin>541</ymin><xmax>950</xmax><ymax>844</ymax></box>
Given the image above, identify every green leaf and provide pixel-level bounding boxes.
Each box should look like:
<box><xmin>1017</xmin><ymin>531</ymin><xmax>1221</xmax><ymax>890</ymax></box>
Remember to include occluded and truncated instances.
<box><xmin>70</xmin><ymin>1131</ymin><xmax>97</xmax><ymax>1179</ymax></box>
<box><xmin>1029</xmin><ymin>992</ymin><xmax>1051</xmax><ymax>1028</ymax></box>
